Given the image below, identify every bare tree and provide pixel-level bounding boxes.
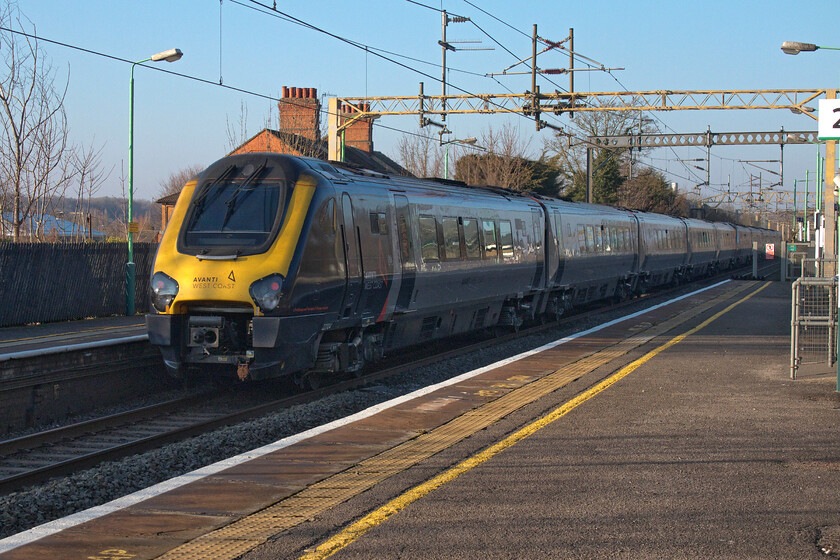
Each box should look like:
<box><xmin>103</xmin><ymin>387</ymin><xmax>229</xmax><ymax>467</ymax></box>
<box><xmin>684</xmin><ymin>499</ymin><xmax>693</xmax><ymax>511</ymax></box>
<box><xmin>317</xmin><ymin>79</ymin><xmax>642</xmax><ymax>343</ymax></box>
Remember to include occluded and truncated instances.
<box><xmin>225</xmin><ymin>100</ymin><xmax>250</xmax><ymax>152</ymax></box>
<box><xmin>453</xmin><ymin>123</ymin><xmax>536</xmax><ymax>190</ymax></box>
<box><xmin>69</xmin><ymin>139</ymin><xmax>111</xmax><ymax>240</ymax></box>
<box><xmin>545</xmin><ymin>106</ymin><xmax>657</xmax><ymax>197</ymax></box>
<box><xmin>394</xmin><ymin>129</ymin><xmax>443</xmax><ymax>178</ymax></box>
<box><xmin>157</xmin><ymin>164</ymin><xmax>205</xmax><ymax>199</ymax></box>
<box><xmin>0</xmin><ymin>3</ymin><xmax>74</xmax><ymax>241</ymax></box>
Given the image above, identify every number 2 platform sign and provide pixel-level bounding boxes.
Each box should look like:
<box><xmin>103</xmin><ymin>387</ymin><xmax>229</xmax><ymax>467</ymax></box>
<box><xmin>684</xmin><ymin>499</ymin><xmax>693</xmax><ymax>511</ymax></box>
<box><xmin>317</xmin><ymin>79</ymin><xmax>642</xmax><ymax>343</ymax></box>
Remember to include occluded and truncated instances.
<box><xmin>818</xmin><ymin>99</ymin><xmax>840</xmax><ymax>140</ymax></box>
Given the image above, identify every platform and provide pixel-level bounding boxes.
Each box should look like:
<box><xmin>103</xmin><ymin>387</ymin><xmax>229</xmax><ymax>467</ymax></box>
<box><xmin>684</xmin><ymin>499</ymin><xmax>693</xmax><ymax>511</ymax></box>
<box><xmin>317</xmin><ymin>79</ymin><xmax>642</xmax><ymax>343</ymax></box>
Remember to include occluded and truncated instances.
<box><xmin>2</xmin><ymin>280</ymin><xmax>839</xmax><ymax>559</ymax></box>
<box><xmin>0</xmin><ymin>315</ymin><xmax>146</xmax><ymax>360</ymax></box>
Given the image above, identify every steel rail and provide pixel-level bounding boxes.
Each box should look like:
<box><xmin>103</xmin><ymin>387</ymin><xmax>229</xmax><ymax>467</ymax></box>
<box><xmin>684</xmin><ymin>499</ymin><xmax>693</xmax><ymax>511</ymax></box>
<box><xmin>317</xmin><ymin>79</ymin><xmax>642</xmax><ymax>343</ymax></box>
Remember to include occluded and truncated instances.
<box><xmin>0</xmin><ymin>262</ymin><xmax>777</xmax><ymax>495</ymax></box>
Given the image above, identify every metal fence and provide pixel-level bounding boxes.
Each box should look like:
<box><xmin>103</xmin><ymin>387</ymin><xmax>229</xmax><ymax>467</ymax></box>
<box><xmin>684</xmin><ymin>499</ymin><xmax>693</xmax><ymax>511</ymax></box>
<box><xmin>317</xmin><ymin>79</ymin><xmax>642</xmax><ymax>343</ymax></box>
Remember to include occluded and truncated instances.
<box><xmin>0</xmin><ymin>242</ymin><xmax>157</xmax><ymax>327</ymax></box>
<box><xmin>790</xmin><ymin>276</ymin><xmax>837</xmax><ymax>379</ymax></box>
<box><xmin>801</xmin><ymin>257</ymin><xmax>839</xmax><ymax>278</ymax></box>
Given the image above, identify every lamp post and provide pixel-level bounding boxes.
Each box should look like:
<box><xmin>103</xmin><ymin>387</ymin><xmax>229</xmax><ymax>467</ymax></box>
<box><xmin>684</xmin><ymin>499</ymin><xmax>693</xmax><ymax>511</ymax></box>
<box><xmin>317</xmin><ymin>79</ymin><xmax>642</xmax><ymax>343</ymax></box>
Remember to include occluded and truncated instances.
<box><xmin>440</xmin><ymin>135</ymin><xmax>478</xmax><ymax>179</ymax></box>
<box><xmin>781</xmin><ymin>41</ymin><xmax>839</xmax><ymax>271</ymax></box>
<box><xmin>127</xmin><ymin>48</ymin><xmax>183</xmax><ymax>315</ymax></box>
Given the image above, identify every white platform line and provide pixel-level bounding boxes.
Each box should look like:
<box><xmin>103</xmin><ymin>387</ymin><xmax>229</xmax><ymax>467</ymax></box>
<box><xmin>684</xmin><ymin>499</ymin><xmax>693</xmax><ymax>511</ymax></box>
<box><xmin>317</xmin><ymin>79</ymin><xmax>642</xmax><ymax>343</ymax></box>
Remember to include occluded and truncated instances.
<box><xmin>0</xmin><ymin>280</ymin><xmax>730</xmax><ymax>553</ymax></box>
<box><xmin>0</xmin><ymin>335</ymin><xmax>150</xmax><ymax>362</ymax></box>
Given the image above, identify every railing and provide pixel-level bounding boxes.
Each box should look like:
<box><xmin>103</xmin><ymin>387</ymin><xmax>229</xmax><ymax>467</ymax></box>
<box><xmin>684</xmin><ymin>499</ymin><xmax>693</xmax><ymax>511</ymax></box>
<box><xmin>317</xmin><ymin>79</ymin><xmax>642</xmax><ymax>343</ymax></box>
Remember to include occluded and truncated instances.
<box><xmin>790</xmin><ymin>276</ymin><xmax>837</xmax><ymax>379</ymax></box>
<box><xmin>801</xmin><ymin>257</ymin><xmax>839</xmax><ymax>279</ymax></box>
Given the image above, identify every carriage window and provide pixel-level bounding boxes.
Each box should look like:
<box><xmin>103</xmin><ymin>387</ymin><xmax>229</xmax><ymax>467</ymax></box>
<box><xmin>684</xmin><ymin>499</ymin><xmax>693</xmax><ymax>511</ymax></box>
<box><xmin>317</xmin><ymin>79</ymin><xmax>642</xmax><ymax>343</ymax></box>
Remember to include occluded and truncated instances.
<box><xmin>577</xmin><ymin>225</ymin><xmax>586</xmax><ymax>254</ymax></box>
<box><xmin>419</xmin><ymin>216</ymin><xmax>439</xmax><ymax>262</ymax></box>
<box><xmin>463</xmin><ymin>218</ymin><xmax>481</xmax><ymax>259</ymax></box>
<box><xmin>585</xmin><ymin>226</ymin><xmax>595</xmax><ymax>253</ymax></box>
<box><xmin>500</xmin><ymin>220</ymin><xmax>514</xmax><ymax>258</ymax></box>
<box><xmin>369</xmin><ymin>212</ymin><xmax>387</xmax><ymax>235</ymax></box>
<box><xmin>609</xmin><ymin>227</ymin><xmax>617</xmax><ymax>252</ymax></box>
<box><xmin>482</xmin><ymin>220</ymin><xmax>498</xmax><ymax>260</ymax></box>
<box><xmin>397</xmin><ymin>212</ymin><xmax>411</xmax><ymax>264</ymax></box>
<box><xmin>442</xmin><ymin>218</ymin><xmax>461</xmax><ymax>260</ymax></box>
<box><xmin>554</xmin><ymin>212</ymin><xmax>564</xmax><ymax>254</ymax></box>
<box><xmin>595</xmin><ymin>227</ymin><xmax>603</xmax><ymax>253</ymax></box>
<box><xmin>319</xmin><ymin>198</ymin><xmax>336</xmax><ymax>235</ymax></box>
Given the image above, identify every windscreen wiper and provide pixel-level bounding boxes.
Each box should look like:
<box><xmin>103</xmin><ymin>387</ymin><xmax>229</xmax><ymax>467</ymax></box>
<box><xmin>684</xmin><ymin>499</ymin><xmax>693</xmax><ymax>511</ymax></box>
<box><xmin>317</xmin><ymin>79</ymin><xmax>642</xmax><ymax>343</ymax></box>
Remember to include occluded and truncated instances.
<box><xmin>192</xmin><ymin>164</ymin><xmax>236</xmax><ymax>210</ymax></box>
<box><xmin>220</xmin><ymin>160</ymin><xmax>267</xmax><ymax>229</ymax></box>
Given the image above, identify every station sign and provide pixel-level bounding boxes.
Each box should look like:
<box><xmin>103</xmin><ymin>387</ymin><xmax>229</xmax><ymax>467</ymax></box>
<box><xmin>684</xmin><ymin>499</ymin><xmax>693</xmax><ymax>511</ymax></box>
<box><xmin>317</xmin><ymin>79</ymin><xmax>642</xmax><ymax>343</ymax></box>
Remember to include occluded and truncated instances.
<box><xmin>128</xmin><ymin>222</ymin><xmax>140</xmax><ymax>233</ymax></box>
<box><xmin>765</xmin><ymin>243</ymin><xmax>775</xmax><ymax>259</ymax></box>
<box><xmin>818</xmin><ymin>99</ymin><xmax>840</xmax><ymax>140</ymax></box>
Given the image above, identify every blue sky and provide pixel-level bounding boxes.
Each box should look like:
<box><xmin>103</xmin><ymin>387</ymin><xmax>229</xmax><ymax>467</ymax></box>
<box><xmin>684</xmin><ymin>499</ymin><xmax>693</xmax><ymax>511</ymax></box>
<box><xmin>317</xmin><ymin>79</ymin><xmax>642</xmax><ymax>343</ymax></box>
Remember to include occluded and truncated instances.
<box><xmin>11</xmin><ymin>0</ymin><xmax>839</xmax><ymax>207</ymax></box>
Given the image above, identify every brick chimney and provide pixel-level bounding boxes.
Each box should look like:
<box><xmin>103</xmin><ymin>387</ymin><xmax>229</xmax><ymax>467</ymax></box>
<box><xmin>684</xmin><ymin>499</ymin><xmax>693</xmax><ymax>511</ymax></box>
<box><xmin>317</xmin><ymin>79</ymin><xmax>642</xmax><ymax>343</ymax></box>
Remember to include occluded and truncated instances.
<box><xmin>341</xmin><ymin>102</ymin><xmax>374</xmax><ymax>153</ymax></box>
<box><xmin>278</xmin><ymin>86</ymin><xmax>320</xmax><ymax>141</ymax></box>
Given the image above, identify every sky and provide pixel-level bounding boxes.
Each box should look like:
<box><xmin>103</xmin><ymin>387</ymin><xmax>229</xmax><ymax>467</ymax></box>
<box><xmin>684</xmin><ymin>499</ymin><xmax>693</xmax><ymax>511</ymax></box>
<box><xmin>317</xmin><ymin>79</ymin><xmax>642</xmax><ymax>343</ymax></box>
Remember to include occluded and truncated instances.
<box><xmin>9</xmin><ymin>0</ymin><xmax>840</xmax><ymax>210</ymax></box>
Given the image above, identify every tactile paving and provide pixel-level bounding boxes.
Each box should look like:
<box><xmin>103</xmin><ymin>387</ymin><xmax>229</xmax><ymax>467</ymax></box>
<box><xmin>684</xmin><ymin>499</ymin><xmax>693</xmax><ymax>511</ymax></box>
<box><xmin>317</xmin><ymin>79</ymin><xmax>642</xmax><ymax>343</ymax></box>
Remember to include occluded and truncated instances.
<box><xmin>156</xmin><ymin>282</ymin><xmax>752</xmax><ymax>560</ymax></box>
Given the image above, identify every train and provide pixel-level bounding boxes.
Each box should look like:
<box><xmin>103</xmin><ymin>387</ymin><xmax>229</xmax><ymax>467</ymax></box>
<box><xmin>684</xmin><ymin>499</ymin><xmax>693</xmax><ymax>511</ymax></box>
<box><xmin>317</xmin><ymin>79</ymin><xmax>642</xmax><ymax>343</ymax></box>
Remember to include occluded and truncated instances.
<box><xmin>146</xmin><ymin>152</ymin><xmax>781</xmax><ymax>384</ymax></box>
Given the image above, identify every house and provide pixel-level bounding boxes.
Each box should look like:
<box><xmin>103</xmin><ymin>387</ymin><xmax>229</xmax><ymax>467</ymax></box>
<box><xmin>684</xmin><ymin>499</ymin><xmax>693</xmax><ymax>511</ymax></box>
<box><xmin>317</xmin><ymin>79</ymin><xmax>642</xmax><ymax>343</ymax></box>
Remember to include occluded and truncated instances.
<box><xmin>156</xmin><ymin>86</ymin><xmax>410</xmax><ymax>237</ymax></box>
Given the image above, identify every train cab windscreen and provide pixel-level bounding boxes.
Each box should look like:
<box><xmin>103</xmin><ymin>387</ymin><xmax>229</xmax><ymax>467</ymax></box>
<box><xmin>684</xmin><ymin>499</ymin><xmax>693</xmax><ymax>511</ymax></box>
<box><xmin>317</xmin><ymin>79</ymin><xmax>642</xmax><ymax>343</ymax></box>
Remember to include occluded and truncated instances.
<box><xmin>179</xmin><ymin>161</ymin><xmax>290</xmax><ymax>256</ymax></box>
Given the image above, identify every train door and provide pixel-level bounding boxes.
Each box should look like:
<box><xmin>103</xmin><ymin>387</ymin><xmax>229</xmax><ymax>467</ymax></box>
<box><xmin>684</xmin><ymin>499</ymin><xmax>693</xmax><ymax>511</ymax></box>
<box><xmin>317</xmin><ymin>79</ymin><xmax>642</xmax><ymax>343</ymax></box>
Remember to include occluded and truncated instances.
<box><xmin>394</xmin><ymin>195</ymin><xmax>416</xmax><ymax>311</ymax></box>
<box><xmin>531</xmin><ymin>208</ymin><xmax>545</xmax><ymax>289</ymax></box>
<box><xmin>553</xmin><ymin>210</ymin><xmax>566</xmax><ymax>283</ymax></box>
<box><xmin>630</xmin><ymin>214</ymin><xmax>642</xmax><ymax>273</ymax></box>
<box><xmin>340</xmin><ymin>193</ymin><xmax>362</xmax><ymax>318</ymax></box>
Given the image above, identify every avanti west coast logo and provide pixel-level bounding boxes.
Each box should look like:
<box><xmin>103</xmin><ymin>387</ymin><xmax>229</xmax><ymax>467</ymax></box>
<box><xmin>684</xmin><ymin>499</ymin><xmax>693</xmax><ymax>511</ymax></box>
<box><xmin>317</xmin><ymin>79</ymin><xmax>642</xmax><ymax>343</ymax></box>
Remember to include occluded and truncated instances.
<box><xmin>193</xmin><ymin>270</ymin><xmax>236</xmax><ymax>289</ymax></box>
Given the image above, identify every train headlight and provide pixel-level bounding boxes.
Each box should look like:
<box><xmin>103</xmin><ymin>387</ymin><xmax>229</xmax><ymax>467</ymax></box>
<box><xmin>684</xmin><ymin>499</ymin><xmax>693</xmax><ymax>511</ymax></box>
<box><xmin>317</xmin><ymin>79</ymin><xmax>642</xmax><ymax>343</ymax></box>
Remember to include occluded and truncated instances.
<box><xmin>150</xmin><ymin>272</ymin><xmax>179</xmax><ymax>313</ymax></box>
<box><xmin>249</xmin><ymin>274</ymin><xmax>284</xmax><ymax>313</ymax></box>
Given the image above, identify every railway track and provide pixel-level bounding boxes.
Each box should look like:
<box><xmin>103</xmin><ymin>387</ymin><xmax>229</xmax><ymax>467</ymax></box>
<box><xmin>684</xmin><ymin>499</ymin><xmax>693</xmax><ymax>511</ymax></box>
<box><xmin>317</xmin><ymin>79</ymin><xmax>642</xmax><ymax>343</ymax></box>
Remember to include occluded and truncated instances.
<box><xmin>0</xmin><ymin>264</ymin><xmax>777</xmax><ymax>496</ymax></box>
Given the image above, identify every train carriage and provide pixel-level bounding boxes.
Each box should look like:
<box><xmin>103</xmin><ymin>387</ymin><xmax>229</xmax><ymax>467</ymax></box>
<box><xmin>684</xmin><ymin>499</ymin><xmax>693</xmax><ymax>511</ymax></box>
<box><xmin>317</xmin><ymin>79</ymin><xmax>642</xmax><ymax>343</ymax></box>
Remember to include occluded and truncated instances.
<box><xmin>634</xmin><ymin>211</ymin><xmax>688</xmax><ymax>290</ymax></box>
<box><xmin>541</xmin><ymin>200</ymin><xmax>639</xmax><ymax>308</ymax></box>
<box><xmin>147</xmin><ymin>152</ymin><xmax>781</xmax><ymax>383</ymax></box>
<box><xmin>713</xmin><ymin>222</ymin><xmax>737</xmax><ymax>270</ymax></box>
<box><xmin>683</xmin><ymin>218</ymin><xmax>718</xmax><ymax>279</ymax></box>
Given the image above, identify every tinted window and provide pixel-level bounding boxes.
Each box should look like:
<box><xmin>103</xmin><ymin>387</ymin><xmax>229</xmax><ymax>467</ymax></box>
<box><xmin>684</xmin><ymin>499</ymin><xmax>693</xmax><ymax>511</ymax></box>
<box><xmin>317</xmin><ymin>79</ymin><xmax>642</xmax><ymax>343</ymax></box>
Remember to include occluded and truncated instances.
<box><xmin>442</xmin><ymin>218</ymin><xmax>461</xmax><ymax>260</ymax></box>
<box><xmin>184</xmin><ymin>175</ymin><xmax>285</xmax><ymax>249</ymax></box>
<box><xmin>577</xmin><ymin>225</ymin><xmax>586</xmax><ymax>254</ymax></box>
<box><xmin>554</xmin><ymin>212</ymin><xmax>564</xmax><ymax>255</ymax></box>
<box><xmin>500</xmin><ymin>220</ymin><xmax>514</xmax><ymax>258</ymax></box>
<box><xmin>419</xmin><ymin>216</ymin><xmax>439</xmax><ymax>262</ymax></box>
<box><xmin>463</xmin><ymin>218</ymin><xmax>481</xmax><ymax>259</ymax></box>
<box><xmin>369</xmin><ymin>212</ymin><xmax>387</xmax><ymax>235</ymax></box>
<box><xmin>482</xmin><ymin>220</ymin><xmax>498</xmax><ymax>260</ymax></box>
<box><xmin>585</xmin><ymin>226</ymin><xmax>594</xmax><ymax>253</ymax></box>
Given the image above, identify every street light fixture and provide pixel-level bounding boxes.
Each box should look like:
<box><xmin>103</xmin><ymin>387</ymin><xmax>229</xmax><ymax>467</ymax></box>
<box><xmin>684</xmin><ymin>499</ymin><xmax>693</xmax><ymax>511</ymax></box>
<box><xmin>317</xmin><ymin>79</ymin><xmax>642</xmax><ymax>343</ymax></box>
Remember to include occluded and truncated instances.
<box><xmin>780</xmin><ymin>41</ymin><xmax>820</xmax><ymax>55</ymax></box>
<box><xmin>126</xmin><ymin>48</ymin><xmax>183</xmax><ymax>316</ymax></box>
<box><xmin>439</xmin><ymin>134</ymin><xmax>478</xmax><ymax>180</ymax></box>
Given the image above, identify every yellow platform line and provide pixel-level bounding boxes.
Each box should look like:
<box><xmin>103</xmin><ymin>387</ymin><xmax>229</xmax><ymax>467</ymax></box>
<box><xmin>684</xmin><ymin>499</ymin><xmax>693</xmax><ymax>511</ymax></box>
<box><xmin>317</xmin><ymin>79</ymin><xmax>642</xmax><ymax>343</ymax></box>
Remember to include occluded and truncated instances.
<box><xmin>300</xmin><ymin>281</ymin><xmax>769</xmax><ymax>559</ymax></box>
<box><xmin>155</xmin><ymin>281</ymin><xmax>757</xmax><ymax>560</ymax></box>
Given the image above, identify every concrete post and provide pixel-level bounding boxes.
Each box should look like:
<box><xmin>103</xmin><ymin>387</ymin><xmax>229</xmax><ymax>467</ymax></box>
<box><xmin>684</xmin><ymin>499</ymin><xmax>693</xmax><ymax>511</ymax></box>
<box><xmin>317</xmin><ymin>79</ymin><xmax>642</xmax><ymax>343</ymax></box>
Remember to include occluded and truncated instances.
<box><xmin>327</xmin><ymin>97</ymin><xmax>341</xmax><ymax>162</ymax></box>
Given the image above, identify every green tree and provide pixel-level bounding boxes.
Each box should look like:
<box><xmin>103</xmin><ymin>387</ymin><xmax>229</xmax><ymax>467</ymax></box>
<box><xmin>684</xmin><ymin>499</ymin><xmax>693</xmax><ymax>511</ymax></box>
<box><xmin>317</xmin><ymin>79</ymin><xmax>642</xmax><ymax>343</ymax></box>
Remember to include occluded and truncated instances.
<box><xmin>618</xmin><ymin>167</ymin><xmax>688</xmax><ymax>216</ymax></box>
<box><xmin>565</xmin><ymin>149</ymin><xmax>623</xmax><ymax>204</ymax></box>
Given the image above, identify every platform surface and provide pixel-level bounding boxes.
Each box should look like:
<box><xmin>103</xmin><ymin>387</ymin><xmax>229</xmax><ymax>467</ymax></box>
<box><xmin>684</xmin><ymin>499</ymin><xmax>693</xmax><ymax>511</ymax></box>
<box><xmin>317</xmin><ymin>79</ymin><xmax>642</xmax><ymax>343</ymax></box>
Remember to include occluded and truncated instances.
<box><xmin>0</xmin><ymin>315</ymin><xmax>145</xmax><ymax>357</ymax></box>
<box><xmin>3</xmin><ymin>280</ymin><xmax>839</xmax><ymax>560</ymax></box>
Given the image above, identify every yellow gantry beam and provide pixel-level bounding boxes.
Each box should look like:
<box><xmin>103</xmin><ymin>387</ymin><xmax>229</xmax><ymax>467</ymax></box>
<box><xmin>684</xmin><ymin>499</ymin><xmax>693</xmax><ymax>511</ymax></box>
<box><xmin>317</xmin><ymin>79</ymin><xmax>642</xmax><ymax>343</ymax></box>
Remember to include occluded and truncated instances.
<box><xmin>332</xmin><ymin>89</ymin><xmax>825</xmax><ymax>120</ymax></box>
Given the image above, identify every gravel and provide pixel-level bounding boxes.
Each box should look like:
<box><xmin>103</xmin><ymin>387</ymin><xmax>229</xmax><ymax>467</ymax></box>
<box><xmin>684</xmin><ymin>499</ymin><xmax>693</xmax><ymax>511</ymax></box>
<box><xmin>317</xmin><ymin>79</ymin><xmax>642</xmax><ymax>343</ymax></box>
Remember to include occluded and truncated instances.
<box><xmin>0</xmin><ymin>288</ymin><xmax>692</xmax><ymax>539</ymax></box>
